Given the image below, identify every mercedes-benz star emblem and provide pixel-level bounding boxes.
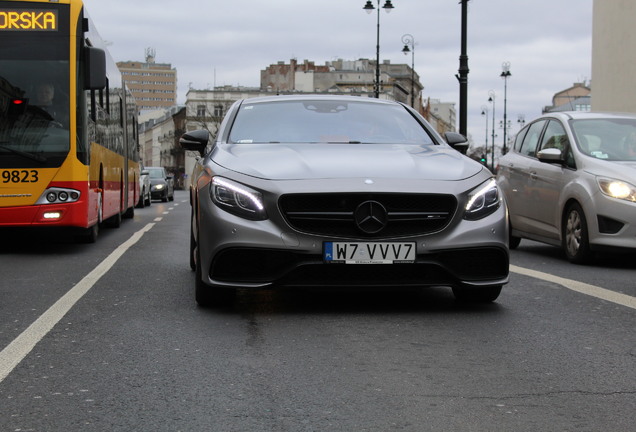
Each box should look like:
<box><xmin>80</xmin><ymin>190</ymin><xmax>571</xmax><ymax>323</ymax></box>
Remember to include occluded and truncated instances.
<box><xmin>354</xmin><ymin>200</ymin><xmax>388</xmax><ymax>234</ymax></box>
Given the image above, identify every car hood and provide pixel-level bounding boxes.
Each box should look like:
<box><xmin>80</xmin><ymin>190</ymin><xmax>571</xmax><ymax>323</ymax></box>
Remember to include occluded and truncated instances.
<box><xmin>584</xmin><ymin>159</ymin><xmax>636</xmax><ymax>180</ymax></box>
<box><xmin>211</xmin><ymin>143</ymin><xmax>482</xmax><ymax>181</ymax></box>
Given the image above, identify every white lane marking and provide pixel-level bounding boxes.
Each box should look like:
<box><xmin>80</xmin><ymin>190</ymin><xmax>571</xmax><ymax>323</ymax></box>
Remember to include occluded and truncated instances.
<box><xmin>511</xmin><ymin>264</ymin><xmax>636</xmax><ymax>310</ymax></box>
<box><xmin>0</xmin><ymin>223</ymin><xmax>155</xmax><ymax>384</ymax></box>
<box><xmin>154</xmin><ymin>217</ymin><xmax>162</xmax><ymax>221</ymax></box>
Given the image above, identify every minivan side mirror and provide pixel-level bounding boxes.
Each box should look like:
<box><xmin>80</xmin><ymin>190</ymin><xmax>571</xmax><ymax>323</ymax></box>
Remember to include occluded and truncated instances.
<box><xmin>180</xmin><ymin>130</ymin><xmax>210</xmax><ymax>157</ymax></box>
<box><xmin>444</xmin><ymin>132</ymin><xmax>469</xmax><ymax>155</ymax></box>
<box><xmin>537</xmin><ymin>147</ymin><xmax>564</xmax><ymax>163</ymax></box>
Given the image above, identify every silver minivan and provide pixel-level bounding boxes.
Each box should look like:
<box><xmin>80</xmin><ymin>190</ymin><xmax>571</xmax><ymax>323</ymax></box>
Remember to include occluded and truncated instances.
<box><xmin>497</xmin><ymin>111</ymin><xmax>636</xmax><ymax>263</ymax></box>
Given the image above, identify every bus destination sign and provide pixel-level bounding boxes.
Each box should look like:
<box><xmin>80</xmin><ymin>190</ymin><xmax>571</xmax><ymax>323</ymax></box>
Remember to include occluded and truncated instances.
<box><xmin>0</xmin><ymin>9</ymin><xmax>58</xmax><ymax>31</ymax></box>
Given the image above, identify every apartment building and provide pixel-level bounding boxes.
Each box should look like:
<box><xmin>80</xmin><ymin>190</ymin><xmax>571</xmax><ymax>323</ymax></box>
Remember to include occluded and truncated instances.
<box><xmin>118</xmin><ymin>48</ymin><xmax>177</xmax><ymax>112</ymax></box>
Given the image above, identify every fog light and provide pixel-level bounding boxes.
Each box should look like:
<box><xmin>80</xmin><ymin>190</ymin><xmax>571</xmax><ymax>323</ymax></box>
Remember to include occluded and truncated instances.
<box><xmin>43</xmin><ymin>212</ymin><xmax>62</xmax><ymax>220</ymax></box>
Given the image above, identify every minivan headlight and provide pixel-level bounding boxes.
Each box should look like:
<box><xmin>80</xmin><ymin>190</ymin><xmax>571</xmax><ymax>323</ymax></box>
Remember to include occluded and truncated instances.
<box><xmin>464</xmin><ymin>178</ymin><xmax>501</xmax><ymax>220</ymax></box>
<box><xmin>597</xmin><ymin>177</ymin><xmax>636</xmax><ymax>202</ymax></box>
<box><xmin>210</xmin><ymin>177</ymin><xmax>267</xmax><ymax>220</ymax></box>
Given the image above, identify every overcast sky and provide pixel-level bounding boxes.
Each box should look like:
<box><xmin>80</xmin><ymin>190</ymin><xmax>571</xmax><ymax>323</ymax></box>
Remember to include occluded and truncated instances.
<box><xmin>82</xmin><ymin>0</ymin><xmax>594</xmax><ymax>147</ymax></box>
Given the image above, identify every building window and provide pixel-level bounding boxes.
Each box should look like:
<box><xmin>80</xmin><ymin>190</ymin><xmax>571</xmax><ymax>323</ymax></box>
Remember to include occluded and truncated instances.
<box><xmin>197</xmin><ymin>105</ymin><xmax>206</xmax><ymax>117</ymax></box>
<box><xmin>214</xmin><ymin>105</ymin><xmax>224</xmax><ymax>118</ymax></box>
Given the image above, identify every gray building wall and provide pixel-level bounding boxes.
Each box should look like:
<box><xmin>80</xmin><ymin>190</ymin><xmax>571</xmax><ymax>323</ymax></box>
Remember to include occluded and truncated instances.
<box><xmin>592</xmin><ymin>0</ymin><xmax>636</xmax><ymax>112</ymax></box>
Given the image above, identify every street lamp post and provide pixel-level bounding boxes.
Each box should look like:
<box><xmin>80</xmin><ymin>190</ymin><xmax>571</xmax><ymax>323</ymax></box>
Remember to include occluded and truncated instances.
<box><xmin>501</xmin><ymin>61</ymin><xmax>511</xmax><ymax>154</ymax></box>
<box><xmin>364</xmin><ymin>0</ymin><xmax>394</xmax><ymax>98</ymax></box>
<box><xmin>481</xmin><ymin>105</ymin><xmax>489</xmax><ymax>165</ymax></box>
<box><xmin>456</xmin><ymin>0</ymin><xmax>470</xmax><ymax>137</ymax></box>
<box><xmin>401</xmin><ymin>34</ymin><xmax>415</xmax><ymax>107</ymax></box>
<box><xmin>488</xmin><ymin>90</ymin><xmax>496</xmax><ymax>172</ymax></box>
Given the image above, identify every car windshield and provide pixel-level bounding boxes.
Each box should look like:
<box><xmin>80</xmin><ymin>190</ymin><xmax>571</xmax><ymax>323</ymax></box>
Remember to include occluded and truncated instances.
<box><xmin>571</xmin><ymin>117</ymin><xmax>636</xmax><ymax>161</ymax></box>
<box><xmin>228</xmin><ymin>100</ymin><xmax>434</xmax><ymax>145</ymax></box>
<box><xmin>147</xmin><ymin>168</ymin><xmax>164</xmax><ymax>179</ymax></box>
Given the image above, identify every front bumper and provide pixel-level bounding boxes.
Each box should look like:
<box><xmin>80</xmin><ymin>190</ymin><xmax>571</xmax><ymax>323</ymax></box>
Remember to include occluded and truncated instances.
<box><xmin>196</xmin><ymin>180</ymin><xmax>510</xmax><ymax>290</ymax></box>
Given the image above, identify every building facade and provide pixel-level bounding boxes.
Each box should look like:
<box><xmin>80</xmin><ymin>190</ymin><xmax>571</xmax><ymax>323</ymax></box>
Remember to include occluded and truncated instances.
<box><xmin>118</xmin><ymin>48</ymin><xmax>178</xmax><ymax>113</ymax></box>
<box><xmin>543</xmin><ymin>82</ymin><xmax>592</xmax><ymax>113</ymax></box>
<box><xmin>592</xmin><ymin>0</ymin><xmax>636</xmax><ymax>112</ymax></box>
<box><xmin>139</xmin><ymin>106</ymin><xmax>186</xmax><ymax>188</ymax></box>
<box><xmin>260</xmin><ymin>58</ymin><xmax>423</xmax><ymax>110</ymax></box>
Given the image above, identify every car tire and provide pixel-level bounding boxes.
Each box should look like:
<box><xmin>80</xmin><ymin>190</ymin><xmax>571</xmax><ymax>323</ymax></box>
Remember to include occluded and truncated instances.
<box><xmin>452</xmin><ymin>285</ymin><xmax>502</xmax><ymax>303</ymax></box>
<box><xmin>509</xmin><ymin>230</ymin><xmax>521</xmax><ymax>249</ymax></box>
<box><xmin>563</xmin><ymin>202</ymin><xmax>592</xmax><ymax>264</ymax></box>
<box><xmin>189</xmin><ymin>210</ymin><xmax>196</xmax><ymax>271</ymax></box>
<box><xmin>162</xmin><ymin>192</ymin><xmax>168</xmax><ymax>202</ymax></box>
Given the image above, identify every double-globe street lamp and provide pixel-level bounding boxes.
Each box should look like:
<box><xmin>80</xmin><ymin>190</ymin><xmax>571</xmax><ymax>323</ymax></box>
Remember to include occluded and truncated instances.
<box><xmin>488</xmin><ymin>90</ymin><xmax>496</xmax><ymax>172</ymax></box>
<box><xmin>401</xmin><ymin>34</ymin><xmax>416</xmax><ymax>107</ymax></box>
<box><xmin>501</xmin><ymin>61</ymin><xmax>511</xmax><ymax>154</ymax></box>
<box><xmin>481</xmin><ymin>105</ymin><xmax>489</xmax><ymax>165</ymax></box>
<box><xmin>363</xmin><ymin>0</ymin><xmax>394</xmax><ymax>98</ymax></box>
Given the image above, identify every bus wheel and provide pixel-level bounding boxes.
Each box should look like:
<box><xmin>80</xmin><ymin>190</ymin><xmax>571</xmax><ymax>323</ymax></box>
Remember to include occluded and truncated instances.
<box><xmin>77</xmin><ymin>223</ymin><xmax>99</xmax><ymax>243</ymax></box>
<box><xmin>105</xmin><ymin>210</ymin><xmax>121</xmax><ymax>228</ymax></box>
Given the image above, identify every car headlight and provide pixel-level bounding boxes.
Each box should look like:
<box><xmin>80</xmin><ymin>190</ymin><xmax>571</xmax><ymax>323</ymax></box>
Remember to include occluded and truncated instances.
<box><xmin>597</xmin><ymin>177</ymin><xmax>636</xmax><ymax>202</ymax></box>
<box><xmin>210</xmin><ymin>177</ymin><xmax>267</xmax><ymax>220</ymax></box>
<box><xmin>154</xmin><ymin>184</ymin><xmax>165</xmax><ymax>190</ymax></box>
<box><xmin>464</xmin><ymin>178</ymin><xmax>501</xmax><ymax>220</ymax></box>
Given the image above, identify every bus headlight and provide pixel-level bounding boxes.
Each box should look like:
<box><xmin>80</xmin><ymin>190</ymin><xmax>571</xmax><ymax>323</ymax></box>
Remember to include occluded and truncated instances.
<box><xmin>37</xmin><ymin>188</ymin><xmax>81</xmax><ymax>205</ymax></box>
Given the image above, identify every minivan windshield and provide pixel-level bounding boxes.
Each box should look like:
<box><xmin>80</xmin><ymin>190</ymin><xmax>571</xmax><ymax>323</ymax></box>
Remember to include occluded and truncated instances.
<box><xmin>229</xmin><ymin>100</ymin><xmax>435</xmax><ymax>145</ymax></box>
<box><xmin>572</xmin><ymin>117</ymin><xmax>636</xmax><ymax>161</ymax></box>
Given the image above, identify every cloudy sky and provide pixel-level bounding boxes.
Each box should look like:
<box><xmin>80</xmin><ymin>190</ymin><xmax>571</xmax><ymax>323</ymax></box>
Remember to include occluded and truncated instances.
<box><xmin>82</xmin><ymin>0</ymin><xmax>594</xmax><ymax>147</ymax></box>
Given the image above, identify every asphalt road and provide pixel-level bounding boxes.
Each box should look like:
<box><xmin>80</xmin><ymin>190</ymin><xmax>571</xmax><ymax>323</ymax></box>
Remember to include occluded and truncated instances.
<box><xmin>1</xmin><ymin>190</ymin><xmax>635</xmax><ymax>432</ymax></box>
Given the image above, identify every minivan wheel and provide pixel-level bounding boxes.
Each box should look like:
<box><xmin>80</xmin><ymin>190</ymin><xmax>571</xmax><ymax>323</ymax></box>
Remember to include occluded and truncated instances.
<box><xmin>563</xmin><ymin>202</ymin><xmax>592</xmax><ymax>264</ymax></box>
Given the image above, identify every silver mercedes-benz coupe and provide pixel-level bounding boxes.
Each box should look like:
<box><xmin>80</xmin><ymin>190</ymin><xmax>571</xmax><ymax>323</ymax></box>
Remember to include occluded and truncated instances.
<box><xmin>180</xmin><ymin>95</ymin><xmax>509</xmax><ymax>307</ymax></box>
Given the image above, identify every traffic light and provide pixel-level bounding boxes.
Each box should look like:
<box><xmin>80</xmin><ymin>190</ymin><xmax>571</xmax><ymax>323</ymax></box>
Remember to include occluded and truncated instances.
<box><xmin>480</xmin><ymin>154</ymin><xmax>487</xmax><ymax>165</ymax></box>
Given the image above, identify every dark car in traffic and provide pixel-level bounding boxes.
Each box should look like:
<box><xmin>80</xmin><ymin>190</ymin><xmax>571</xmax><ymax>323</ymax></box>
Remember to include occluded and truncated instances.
<box><xmin>146</xmin><ymin>166</ymin><xmax>174</xmax><ymax>202</ymax></box>
<box><xmin>180</xmin><ymin>95</ymin><xmax>509</xmax><ymax>306</ymax></box>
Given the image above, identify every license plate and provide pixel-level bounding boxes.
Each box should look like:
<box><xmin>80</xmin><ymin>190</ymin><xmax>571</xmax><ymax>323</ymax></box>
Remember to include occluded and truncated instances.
<box><xmin>324</xmin><ymin>242</ymin><xmax>416</xmax><ymax>264</ymax></box>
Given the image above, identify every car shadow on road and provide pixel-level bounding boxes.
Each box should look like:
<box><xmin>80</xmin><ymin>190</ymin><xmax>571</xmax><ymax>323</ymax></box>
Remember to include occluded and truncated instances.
<box><xmin>202</xmin><ymin>286</ymin><xmax>506</xmax><ymax>316</ymax></box>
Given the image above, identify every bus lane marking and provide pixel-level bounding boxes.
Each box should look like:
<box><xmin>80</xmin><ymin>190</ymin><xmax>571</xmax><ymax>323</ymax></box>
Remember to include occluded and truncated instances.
<box><xmin>511</xmin><ymin>264</ymin><xmax>636</xmax><ymax>310</ymax></box>
<box><xmin>0</xmin><ymin>223</ymin><xmax>155</xmax><ymax>384</ymax></box>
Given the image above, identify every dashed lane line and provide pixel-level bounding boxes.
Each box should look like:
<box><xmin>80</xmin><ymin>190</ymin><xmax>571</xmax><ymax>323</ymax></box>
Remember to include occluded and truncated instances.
<box><xmin>511</xmin><ymin>264</ymin><xmax>636</xmax><ymax>310</ymax></box>
<box><xmin>0</xmin><ymin>223</ymin><xmax>155</xmax><ymax>384</ymax></box>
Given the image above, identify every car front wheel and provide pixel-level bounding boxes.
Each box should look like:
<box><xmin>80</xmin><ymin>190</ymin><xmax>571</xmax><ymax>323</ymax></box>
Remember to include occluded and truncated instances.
<box><xmin>563</xmin><ymin>202</ymin><xmax>592</xmax><ymax>264</ymax></box>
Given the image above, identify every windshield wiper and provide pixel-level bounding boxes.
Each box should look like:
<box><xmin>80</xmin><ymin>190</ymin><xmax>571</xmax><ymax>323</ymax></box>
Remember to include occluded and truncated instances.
<box><xmin>0</xmin><ymin>144</ymin><xmax>47</xmax><ymax>163</ymax></box>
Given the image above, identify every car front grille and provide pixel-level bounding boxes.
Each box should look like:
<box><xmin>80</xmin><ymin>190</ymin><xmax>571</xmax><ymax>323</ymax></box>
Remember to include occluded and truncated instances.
<box><xmin>279</xmin><ymin>193</ymin><xmax>457</xmax><ymax>238</ymax></box>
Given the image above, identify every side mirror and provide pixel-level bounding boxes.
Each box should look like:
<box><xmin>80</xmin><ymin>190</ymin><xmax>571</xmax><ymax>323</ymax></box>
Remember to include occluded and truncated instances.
<box><xmin>180</xmin><ymin>130</ymin><xmax>210</xmax><ymax>157</ymax></box>
<box><xmin>537</xmin><ymin>147</ymin><xmax>563</xmax><ymax>163</ymax></box>
<box><xmin>84</xmin><ymin>46</ymin><xmax>106</xmax><ymax>90</ymax></box>
<box><xmin>444</xmin><ymin>132</ymin><xmax>469</xmax><ymax>154</ymax></box>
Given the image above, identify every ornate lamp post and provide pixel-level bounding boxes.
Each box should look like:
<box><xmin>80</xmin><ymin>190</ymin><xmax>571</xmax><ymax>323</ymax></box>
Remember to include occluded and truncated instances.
<box><xmin>363</xmin><ymin>0</ymin><xmax>394</xmax><ymax>98</ymax></box>
<box><xmin>501</xmin><ymin>61</ymin><xmax>511</xmax><ymax>154</ymax></box>
<box><xmin>401</xmin><ymin>34</ymin><xmax>416</xmax><ymax>107</ymax></box>
<box><xmin>481</xmin><ymin>105</ymin><xmax>489</xmax><ymax>165</ymax></box>
<box><xmin>488</xmin><ymin>90</ymin><xmax>496</xmax><ymax>172</ymax></box>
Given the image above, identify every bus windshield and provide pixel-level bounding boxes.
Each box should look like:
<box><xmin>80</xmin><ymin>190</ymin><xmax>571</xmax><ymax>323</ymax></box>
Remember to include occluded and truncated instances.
<box><xmin>0</xmin><ymin>34</ymin><xmax>70</xmax><ymax>168</ymax></box>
